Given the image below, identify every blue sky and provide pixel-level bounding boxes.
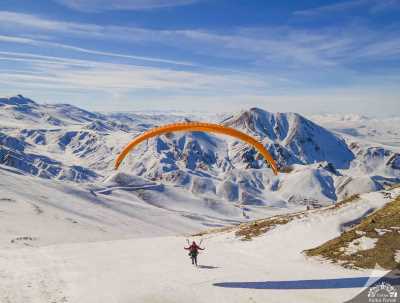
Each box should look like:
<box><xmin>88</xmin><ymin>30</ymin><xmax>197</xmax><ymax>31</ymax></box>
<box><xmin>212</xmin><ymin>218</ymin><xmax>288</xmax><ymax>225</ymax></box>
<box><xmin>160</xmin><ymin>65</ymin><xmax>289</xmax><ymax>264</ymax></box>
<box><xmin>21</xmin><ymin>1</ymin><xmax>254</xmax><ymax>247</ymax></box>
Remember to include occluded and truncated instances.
<box><xmin>0</xmin><ymin>0</ymin><xmax>399</xmax><ymax>115</ymax></box>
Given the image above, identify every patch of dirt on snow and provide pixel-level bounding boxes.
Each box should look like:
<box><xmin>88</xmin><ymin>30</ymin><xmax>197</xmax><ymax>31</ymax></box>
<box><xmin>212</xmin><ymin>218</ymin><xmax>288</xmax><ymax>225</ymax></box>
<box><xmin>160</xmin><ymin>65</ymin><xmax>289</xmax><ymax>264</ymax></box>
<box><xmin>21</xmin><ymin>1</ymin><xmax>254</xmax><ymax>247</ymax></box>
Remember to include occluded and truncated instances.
<box><xmin>305</xmin><ymin>195</ymin><xmax>400</xmax><ymax>270</ymax></box>
<box><xmin>235</xmin><ymin>215</ymin><xmax>296</xmax><ymax>240</ymax></box>
<box><xmin>388</xmin><ymin>183</ymin><xmax>400</xmax><ymax>190</ymax></box>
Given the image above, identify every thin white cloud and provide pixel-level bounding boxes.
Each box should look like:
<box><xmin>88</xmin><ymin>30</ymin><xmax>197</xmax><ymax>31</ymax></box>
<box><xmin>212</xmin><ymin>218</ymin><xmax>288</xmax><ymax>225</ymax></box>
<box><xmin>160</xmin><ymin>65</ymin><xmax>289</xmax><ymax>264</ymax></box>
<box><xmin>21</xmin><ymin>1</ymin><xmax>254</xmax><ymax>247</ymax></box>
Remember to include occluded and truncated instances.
<box><xmin>44</xmin><ymin>42</ymin><xmax>195</xmax><ymax>66</ymax></box>
<box><xmin>293</xmin><ymin>0</ymin><xmax>367</xmax><ymax>16</ymax></box>
<box><xmin>0</xmin><ymin>34</ymin><xmax>34</xmax><ymax>44</ymax></box>
<box><xmin>0</xmin><ymin>50</ymin><xmax>99</xmax><ymax>68</ymax></box>
<box><xmin>0</xmin><ymin>34</ymin><xmax>193</xmax><ymax>66</ymax></box>
<box><xmin>52</xmin><ymin>0</ymin><xmax>199</xmax><ymax>12</ymax></box>
<box><xmin>369</xmin><ymin>0</ymin><xmax>400</xmax><ymax>12</ymax></box>
<box><xmin>293</xmin><ymin>0</ymin><xmax>400</xmax><ymax>16</ymax></box>
<box><xmin>0</xmin><ymin>11</ymin><xmax>108</xmax><ymax>35</ymax></box>
<box><xmin>354</xmin><ymin>37</ymin><xmax>400</xmax><ymax>58</ymax></box>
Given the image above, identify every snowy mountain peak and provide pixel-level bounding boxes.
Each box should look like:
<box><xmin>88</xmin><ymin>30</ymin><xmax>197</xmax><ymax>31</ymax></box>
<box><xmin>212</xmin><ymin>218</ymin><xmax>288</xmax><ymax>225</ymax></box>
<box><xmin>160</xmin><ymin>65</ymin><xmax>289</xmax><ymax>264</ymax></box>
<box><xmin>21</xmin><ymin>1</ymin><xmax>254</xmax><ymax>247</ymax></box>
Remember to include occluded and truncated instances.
<box><xmin>222</xmin><ymin>107</ymin><xmax>275</xmax><ymax>138</ymax></box>
<box><xmin>0</xmin><ymin>95</ymin><xmax>38</xmax><ymax>107</ymax></box>
<box><xmin>222</xmin><ymin>107</ymin><xmax>354</xmax><ymax>169</ymax></box>
<box><xmin>222</xmin><ymin>107</ymin><xmax>312</xmax><ymax>141</ymax></box>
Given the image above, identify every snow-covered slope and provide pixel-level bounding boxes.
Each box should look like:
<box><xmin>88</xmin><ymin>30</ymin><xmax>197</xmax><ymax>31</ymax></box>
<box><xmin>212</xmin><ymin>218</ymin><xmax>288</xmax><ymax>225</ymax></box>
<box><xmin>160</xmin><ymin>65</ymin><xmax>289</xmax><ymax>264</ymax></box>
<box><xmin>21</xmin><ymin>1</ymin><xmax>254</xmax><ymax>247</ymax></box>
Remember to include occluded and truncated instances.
<box><xmin>0</xmin><ymin>164</ymin><xmax>250</xmax><ymax>248</ymax></box>
<box><xmin>1</xmin><ymin>181</ymin><xmax>398</xmax><ymax>303</ymax></box>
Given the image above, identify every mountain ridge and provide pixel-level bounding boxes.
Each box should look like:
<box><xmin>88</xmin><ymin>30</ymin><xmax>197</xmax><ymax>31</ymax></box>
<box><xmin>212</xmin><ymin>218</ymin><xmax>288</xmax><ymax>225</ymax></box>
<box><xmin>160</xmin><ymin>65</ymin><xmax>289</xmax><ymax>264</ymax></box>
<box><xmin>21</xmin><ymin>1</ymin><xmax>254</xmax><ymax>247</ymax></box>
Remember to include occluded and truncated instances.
<box><xmin>0</xmin><ymin>95</ymin><xmax>399</xmax><ymax>208</ymax></box>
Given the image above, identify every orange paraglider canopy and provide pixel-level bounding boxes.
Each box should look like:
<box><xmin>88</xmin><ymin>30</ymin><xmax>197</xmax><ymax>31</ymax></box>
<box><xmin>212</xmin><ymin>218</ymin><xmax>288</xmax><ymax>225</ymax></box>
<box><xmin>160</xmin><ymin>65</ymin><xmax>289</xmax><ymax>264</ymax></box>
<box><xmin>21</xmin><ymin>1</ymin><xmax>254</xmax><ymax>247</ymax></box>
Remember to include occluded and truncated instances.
<box><xmin>114</xmin><ymin>122</ymin><xmax>279</xmax><ymax>175</ymax></box>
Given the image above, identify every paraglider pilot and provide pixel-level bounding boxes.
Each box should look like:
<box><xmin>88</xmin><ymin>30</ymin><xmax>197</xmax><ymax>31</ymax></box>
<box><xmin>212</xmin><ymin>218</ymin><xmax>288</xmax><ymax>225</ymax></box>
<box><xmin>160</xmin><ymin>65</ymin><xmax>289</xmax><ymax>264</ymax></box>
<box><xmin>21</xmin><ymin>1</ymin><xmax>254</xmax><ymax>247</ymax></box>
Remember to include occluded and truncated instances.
<box><xmin>184</xmin><ymin>241</ymin><xmax>205</xmax><ymax>266</ymax></box>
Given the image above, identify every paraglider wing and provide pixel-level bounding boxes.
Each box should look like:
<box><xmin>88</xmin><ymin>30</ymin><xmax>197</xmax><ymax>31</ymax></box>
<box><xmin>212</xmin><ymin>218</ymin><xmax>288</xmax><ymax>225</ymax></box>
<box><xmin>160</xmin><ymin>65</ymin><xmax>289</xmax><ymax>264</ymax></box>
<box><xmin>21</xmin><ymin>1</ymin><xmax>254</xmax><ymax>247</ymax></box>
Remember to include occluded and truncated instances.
<box><xmin>114</xmin><ymin>122</ymin><xmax>279</xmax><ymax>175</ymax></box>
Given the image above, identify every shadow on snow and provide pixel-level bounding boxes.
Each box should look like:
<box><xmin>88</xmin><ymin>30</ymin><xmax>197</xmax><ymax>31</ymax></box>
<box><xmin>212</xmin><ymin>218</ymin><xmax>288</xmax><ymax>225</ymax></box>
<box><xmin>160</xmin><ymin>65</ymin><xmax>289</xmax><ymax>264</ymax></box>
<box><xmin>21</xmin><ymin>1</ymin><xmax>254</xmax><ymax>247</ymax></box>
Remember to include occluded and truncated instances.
<box><xmin>213</xmin><ymin>276</ymin><xmax>400</xmax><ymax>290</ymax></box>
<box><xmin>198</xmin><ymin>265</ymin><xmax>219</xmax><ymax>269</ymax></box>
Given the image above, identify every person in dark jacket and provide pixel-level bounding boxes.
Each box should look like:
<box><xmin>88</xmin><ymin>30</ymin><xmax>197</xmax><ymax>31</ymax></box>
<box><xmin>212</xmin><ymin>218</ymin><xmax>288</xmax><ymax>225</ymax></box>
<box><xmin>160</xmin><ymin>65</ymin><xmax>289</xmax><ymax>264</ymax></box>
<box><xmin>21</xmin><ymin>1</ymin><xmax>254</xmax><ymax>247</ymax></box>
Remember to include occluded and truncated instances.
<box><xmin>184</xmin><ymin>241</ymin><xmax>205</xmax><ymax>266</ymax></box>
